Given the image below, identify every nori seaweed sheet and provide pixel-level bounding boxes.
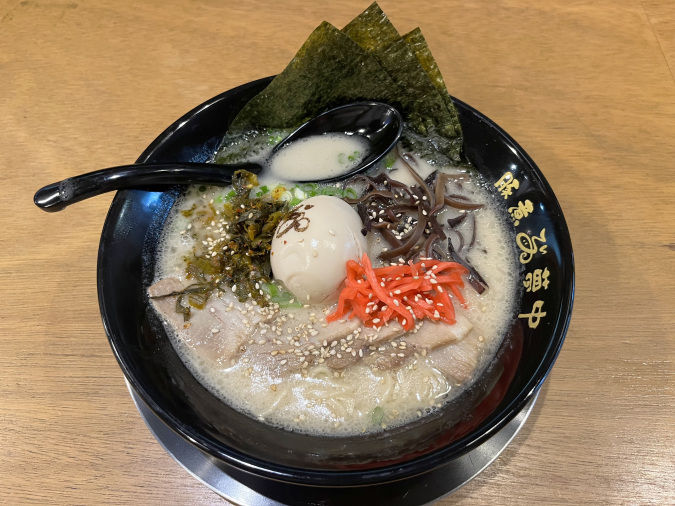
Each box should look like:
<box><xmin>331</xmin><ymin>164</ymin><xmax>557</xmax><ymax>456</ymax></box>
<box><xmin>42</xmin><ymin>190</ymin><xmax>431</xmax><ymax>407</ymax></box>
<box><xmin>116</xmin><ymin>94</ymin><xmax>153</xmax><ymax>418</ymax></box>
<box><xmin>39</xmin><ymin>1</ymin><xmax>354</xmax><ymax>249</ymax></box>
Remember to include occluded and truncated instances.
<box><xmin>227</xmin><ymin>21</ymin><xmax>401</xmax><ymax>132</ymax></box>
<box><xmin>341</xmin><ymin>2</ymin><xmax>399</xmax><ymax>51</ymax></box>
<box><xmin>218</xmin><ymin>4</ymin><xmax>463</xmax><ymax>164</ymax></box>
<box><xmin>404</xmin><ymin>27</ymin><xmax>462</xmax><ymax>137</ymax></box>
<box><xmin>342</xmin><ymin>3</ymin><xmax>461</xmax><ymax>161</ymax></box>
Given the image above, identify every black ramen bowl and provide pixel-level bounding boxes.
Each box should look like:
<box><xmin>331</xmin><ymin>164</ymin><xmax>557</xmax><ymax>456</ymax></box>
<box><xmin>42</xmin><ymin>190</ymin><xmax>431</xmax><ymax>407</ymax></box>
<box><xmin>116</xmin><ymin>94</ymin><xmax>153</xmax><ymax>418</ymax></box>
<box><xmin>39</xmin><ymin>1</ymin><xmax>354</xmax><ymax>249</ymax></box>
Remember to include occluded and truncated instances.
<box><xmin>98</xmin><ymin>77</ymin><xmax>574</xmax><ymax>488</ymax></box>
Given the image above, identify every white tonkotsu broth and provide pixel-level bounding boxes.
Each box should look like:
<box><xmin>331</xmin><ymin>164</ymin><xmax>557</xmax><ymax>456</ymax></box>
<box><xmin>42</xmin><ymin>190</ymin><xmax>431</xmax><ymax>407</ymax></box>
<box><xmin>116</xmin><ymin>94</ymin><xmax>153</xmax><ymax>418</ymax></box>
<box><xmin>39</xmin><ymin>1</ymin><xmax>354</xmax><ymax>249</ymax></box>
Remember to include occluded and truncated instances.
<box><xmin>268</xmin><ymin>133</ymin><xmax>370</xmax><ymax>181</ymax></box>
<box><xmin>152</xmin><ymin>150</ymin><xmax>518</xmax><ymax>436</ymax></box>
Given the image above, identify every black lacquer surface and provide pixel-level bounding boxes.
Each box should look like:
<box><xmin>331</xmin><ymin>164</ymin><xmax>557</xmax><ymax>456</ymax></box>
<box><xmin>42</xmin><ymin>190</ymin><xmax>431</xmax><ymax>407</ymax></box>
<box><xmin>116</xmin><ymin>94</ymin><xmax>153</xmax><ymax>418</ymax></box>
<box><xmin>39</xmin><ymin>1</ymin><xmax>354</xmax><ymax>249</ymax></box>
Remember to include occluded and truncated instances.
<box><xmin>36</xmin><ymin>100</ymin><xmax>402</xmax><ymax>211</ymax></box>
<box><xmin>97</xmin><ymin>77</ymin><xmax>574</xmax><ymax>487</ymax></box>
<box><xmin>33</xmin><ymin>162</ymin><xmax>263</xmax><ymax>212</ymax></box>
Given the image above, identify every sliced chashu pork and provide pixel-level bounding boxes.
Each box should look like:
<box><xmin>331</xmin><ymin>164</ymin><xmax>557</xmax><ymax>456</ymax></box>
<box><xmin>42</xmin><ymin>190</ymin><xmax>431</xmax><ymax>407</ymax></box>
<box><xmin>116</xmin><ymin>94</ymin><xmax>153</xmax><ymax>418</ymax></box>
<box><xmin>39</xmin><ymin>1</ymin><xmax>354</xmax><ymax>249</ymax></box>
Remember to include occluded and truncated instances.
<box><xmin>321</xmin><ymin>321</ymin><xmax>407</xmax><ymax>370</ymax></box>
<box><xmin>363</xmin><ymin>315</ymin><xmax>473</xmax><ymax>370</ymax></box>
<box><xmin>244</xmin><ymin>317</ymin><xmax>406</xmax><ymax>374</ymax></box>
<box><xmin>408</xmin><ymin>315</ymin><xmax>480</xmax><ymax>382</ymax></box>
<box><xmin>148</xmin><ymin>277</ymin><xmax>263</xmax><ymax>367</ymax></box>
<box><xmin>149</xmin><ymin>277</ymin><xmax>369</xmax><ymax>373</ymax></box>
<box><xmin>427</xmin><ymin>331</ymin><xmax>483</xmax><ymax>383</ymax></box>
<box><xmin>405</xmin><ymin>315</ymin><xmax>473</xmax><ymax>351</ymax></box>
<box><xmin>242</xmin><ymin>318</ymin><xmax>362</xmax><ymax>376</ymax></box>
<box><xmin>150</xmin><ymin>276</ymin><xmax>477</xmax><ymax>377</ymax></box>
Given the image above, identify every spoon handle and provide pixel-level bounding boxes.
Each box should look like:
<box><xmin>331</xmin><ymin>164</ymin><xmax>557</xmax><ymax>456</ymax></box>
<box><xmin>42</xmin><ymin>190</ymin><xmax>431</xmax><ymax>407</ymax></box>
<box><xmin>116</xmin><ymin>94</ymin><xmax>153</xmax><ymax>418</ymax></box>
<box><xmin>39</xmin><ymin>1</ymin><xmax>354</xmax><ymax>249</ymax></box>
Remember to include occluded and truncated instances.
<box><xmin>33</xmin><ymin>162</ymin><xmax>262</xmax><ymax>212</ymax></box>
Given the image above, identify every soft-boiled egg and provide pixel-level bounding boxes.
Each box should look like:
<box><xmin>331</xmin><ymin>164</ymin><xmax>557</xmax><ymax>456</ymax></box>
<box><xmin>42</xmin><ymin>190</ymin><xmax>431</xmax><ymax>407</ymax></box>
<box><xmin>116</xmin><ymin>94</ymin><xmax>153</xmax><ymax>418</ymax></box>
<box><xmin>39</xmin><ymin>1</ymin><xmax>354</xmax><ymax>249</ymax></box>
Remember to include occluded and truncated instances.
<box><xmin>270</xmin><ymin>195</ymin><xmax>366</xmax><ymax>304</ymax></box>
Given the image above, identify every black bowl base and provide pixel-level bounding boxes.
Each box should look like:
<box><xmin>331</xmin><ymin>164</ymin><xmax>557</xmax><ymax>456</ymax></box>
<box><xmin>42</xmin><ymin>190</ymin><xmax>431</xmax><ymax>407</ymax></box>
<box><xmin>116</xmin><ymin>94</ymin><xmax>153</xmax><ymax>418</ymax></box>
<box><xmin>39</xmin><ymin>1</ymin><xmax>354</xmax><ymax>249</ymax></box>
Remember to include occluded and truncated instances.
<box><xmin>127</xmin><ymin>381</ymin><xmax>539</xmax><ymax>505</ymax></box>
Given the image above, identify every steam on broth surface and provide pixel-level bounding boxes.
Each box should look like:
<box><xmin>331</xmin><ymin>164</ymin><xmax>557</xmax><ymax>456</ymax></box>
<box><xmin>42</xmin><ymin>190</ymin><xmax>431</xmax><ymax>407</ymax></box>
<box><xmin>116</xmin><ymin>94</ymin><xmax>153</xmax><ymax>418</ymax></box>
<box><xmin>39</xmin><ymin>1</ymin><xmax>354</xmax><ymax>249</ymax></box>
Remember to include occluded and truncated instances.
<box><xmin>149</xmin><ymin>132</ymin><xmax>518</xmax><ymax>436</ymax></box>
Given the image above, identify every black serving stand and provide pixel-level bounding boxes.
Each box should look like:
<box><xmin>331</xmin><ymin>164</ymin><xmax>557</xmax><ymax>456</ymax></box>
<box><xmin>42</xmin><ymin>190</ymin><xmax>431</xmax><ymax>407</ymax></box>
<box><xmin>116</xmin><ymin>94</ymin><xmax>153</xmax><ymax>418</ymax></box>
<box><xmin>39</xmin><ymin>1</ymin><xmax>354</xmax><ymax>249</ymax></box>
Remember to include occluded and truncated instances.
<box><xmin>127</xmin><ymin>381</ymin><xmax>538</xmax><ymax>505</ymax></box>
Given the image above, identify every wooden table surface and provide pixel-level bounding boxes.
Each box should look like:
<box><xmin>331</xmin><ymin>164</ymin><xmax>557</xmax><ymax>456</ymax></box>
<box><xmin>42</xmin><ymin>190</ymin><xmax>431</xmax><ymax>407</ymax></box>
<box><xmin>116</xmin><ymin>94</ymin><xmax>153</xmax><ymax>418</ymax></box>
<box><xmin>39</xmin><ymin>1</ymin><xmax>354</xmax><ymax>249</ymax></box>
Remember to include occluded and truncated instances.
<box><xmin>2</xmin><ymin>0</ymin><xmax>674</xmax><ymax>504</ymax></box>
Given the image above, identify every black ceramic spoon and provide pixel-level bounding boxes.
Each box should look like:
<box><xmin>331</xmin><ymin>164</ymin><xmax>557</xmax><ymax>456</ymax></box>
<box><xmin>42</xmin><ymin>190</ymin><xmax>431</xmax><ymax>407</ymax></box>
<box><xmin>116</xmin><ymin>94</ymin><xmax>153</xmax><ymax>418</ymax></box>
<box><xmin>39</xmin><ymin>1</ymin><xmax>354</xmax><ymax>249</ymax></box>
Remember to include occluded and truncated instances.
<box><xmin>34</xmin><ymin>101</ymin><xmax>402</xmax><ymax>212</ymax></box>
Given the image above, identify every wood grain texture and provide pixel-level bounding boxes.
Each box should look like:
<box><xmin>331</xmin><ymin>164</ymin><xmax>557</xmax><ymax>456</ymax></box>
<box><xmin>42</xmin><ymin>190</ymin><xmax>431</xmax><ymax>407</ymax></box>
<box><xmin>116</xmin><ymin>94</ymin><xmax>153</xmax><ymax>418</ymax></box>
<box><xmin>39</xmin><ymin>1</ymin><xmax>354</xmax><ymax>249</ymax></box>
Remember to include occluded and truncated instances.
<box><xmin>1</xmin><ymin>0</ymin><xmax>674</xmax><ymax>504</ymax></box>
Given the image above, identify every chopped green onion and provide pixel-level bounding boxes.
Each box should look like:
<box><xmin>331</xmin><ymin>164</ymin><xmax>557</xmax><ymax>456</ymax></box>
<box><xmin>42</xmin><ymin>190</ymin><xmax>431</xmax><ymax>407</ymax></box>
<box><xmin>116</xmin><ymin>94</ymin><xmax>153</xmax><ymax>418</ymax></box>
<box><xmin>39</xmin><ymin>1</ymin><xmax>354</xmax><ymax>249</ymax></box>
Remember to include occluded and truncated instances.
<box><xmin>300</xmin><ymin>183</ymin><xmax>318</xmax><ymax>193</ymax></box>
<box><xmin>372</xmin><ymin>406</ymin><xmax>384</xmax><ymax>424</ymax></box>
<box><xmin>319</xmin><ymin>186</ymin><xmax>341</xmax><ymax>196</ymax></box>
<box><xmin>268</xmin><ymin>134</ymin><xmax>284</xmax><ymax>145</ymax></box>
<box><xmin>383</xmin><ymin>152</ymin><xmax>396</xmax><ymax>168</ymax></box>
<box><xmin>261</xmin><ymin>282</ymin><xmax>302</xmax><ymax>308</ymax></box>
